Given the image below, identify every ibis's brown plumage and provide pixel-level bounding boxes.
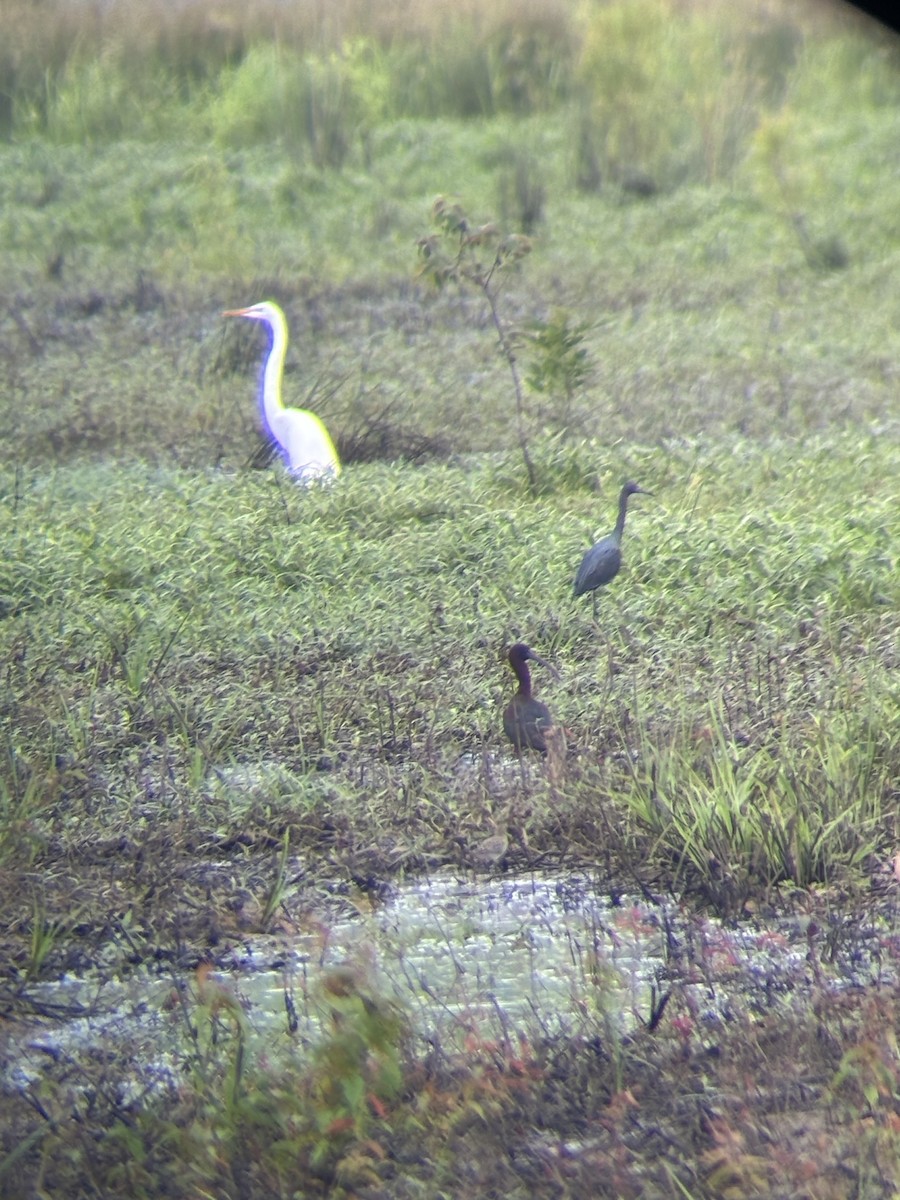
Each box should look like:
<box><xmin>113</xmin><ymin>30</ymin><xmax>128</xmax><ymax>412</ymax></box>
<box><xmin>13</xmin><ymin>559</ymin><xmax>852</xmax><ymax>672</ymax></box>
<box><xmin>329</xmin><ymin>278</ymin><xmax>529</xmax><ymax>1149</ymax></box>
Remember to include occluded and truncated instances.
<box><xmin>503</xmin><ymin>643</ymin><xmax>557</xmax><ymax>753</ymax></box>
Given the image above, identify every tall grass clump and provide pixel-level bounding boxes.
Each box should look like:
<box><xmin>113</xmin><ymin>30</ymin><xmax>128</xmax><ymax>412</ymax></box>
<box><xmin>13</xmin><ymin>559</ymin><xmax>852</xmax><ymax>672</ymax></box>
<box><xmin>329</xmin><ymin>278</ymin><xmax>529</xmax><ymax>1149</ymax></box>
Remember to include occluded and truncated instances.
<box><xmin>0</xmin><ymin>0</ymin><xmax>578</xmax><ymax>143</ymax></box>
<box><xmin>383</xmin><ymin>3</ymin><xmax>576</xmax><ymax>120</ymax></box>
<box><xmin>205</xmin><ymin>41</ymin><xmax>391</xmax><ymax>167</ymax></box>
<box><xmin>34</xmin><ymin>49</ymin><xmax>186</xmax><ymax>143</ymax></box>
<box><xmin>575</xmin><ymin>0</ymin><xmax>802</xmax><ymax>190</ymax></box>
<box><xmin>0</xmin><ymin>753</ymin><xmax>51</xmax><ymax>873</ymax></box>
<box><xmin>625</xmin><ymin>701</ymin><xmax>890</xmax><ymax>916</ymax></box>
<box><xmin>744</xmin><ymin>29</ymin><xmax>900</xmax><ymax>271</ymax></box>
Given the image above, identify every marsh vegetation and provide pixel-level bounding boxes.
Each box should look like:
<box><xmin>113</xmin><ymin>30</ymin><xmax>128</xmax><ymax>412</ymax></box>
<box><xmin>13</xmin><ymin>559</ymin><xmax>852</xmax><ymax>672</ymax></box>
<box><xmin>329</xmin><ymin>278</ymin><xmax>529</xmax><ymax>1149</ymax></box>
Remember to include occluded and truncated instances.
<box><xmin>1</xmin><ymin>0</ymin><xmax>899</xmax><ymax>1194</ymax></box>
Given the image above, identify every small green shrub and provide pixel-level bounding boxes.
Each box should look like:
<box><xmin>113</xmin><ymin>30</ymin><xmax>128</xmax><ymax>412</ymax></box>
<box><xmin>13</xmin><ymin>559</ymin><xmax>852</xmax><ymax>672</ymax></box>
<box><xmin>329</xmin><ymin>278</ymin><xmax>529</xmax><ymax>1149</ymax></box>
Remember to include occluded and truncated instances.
<box><xmin>418</xmin><ymin>197</ymin><xmax>536</xmax><ymax>490</ymax></box>
<box><xmin>524</xmin><ymin>308</ymin><xmax>592</xmax><ymax>427</ymax></box>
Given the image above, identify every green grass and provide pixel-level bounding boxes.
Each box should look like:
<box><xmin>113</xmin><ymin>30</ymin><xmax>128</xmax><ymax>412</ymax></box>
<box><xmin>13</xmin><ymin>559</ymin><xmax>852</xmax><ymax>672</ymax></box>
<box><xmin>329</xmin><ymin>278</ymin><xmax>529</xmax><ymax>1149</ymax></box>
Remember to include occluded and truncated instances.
<box><xmin>1</xmin><ymin>0</ymin><xmax>900</xmax><ymax>1194</ymax></box>
<box><xmin>2</xmin><ymin>432</ymin><xmax>897</xmax><ymax>895</ymax></box>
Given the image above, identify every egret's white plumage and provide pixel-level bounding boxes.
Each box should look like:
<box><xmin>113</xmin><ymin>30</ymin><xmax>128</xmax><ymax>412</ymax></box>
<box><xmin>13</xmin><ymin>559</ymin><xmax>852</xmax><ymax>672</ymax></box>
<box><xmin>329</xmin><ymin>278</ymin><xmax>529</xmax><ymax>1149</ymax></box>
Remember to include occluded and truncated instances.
<box><xmin>224</xmin><ymin>300</ymin><xmax>341</xmax><ymax>483</ymax></box>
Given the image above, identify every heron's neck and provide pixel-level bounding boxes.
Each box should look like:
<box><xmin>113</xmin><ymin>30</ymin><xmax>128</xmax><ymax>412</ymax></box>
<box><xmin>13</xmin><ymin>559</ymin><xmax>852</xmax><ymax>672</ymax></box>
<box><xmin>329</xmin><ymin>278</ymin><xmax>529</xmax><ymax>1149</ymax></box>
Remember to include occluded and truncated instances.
<box><xmin>260</xmin><ymin>314</ymin><xmax>288</xmax><ymax>428</ymax></box>
<box><xmin>613</xmin><ymin>491</ymin><xmax>631</xmax><ymax>541</ymax></box>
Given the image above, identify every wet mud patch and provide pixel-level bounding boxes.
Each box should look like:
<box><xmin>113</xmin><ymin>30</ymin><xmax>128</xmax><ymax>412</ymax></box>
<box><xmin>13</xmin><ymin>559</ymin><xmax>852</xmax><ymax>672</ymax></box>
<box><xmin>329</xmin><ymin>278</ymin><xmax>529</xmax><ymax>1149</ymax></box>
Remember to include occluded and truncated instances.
<box><xmin>2</xmin><ymin>861</ymin><xmax>899</xmax><ymax>1197</ymax></box>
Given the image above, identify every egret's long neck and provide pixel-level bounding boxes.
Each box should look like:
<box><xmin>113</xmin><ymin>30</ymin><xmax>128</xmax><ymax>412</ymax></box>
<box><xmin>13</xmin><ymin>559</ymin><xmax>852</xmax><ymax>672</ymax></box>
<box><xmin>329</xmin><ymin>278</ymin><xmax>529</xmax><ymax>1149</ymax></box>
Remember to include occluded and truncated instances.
<box><xmin>260</xmin><ymin>311</ymin><xmax>288</xmax><ymax>430</ymax></box>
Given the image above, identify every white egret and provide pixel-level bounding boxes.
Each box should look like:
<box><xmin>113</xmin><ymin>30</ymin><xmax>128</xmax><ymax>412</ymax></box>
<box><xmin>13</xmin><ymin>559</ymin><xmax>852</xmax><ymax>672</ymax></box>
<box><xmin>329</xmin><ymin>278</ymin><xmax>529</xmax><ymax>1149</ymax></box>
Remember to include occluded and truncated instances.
<box><xmin>223</xmin><ymin>300</ymin><xmax>341</xmax><ymax>483</ymax></box>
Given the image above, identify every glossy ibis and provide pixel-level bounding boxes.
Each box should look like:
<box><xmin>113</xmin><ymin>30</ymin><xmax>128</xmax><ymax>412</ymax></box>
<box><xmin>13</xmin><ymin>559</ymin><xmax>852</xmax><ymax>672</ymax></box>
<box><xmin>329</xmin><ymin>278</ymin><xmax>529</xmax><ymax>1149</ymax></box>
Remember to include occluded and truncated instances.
<box><xmin>573</xmin><ymin>481</ymin><xmax>650</xmax><ymax>618</ymax></box>
<box><xmin>223</xmin><ymin>300</ymin><xmax>341</xmax><ymax>483</ymax></box>
<box><xmin>503</xmin><ymin>643</ymin><xmax>558</xmax><ymax>753</ymax></box>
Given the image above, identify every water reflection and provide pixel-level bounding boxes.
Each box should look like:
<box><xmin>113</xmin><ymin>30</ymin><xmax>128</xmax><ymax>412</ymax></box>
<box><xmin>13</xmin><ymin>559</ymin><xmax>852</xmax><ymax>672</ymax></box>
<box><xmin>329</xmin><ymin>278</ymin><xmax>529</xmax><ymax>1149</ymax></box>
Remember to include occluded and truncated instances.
<box><xmin>238</xmin><ymin>871</ymin><xmax>663</xmax><ymax>1050</ymax></box>
<box><xmin>3</xmin><ymin>868</ymin><xmax>895</xmax><ymax>1103</ymax></box>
